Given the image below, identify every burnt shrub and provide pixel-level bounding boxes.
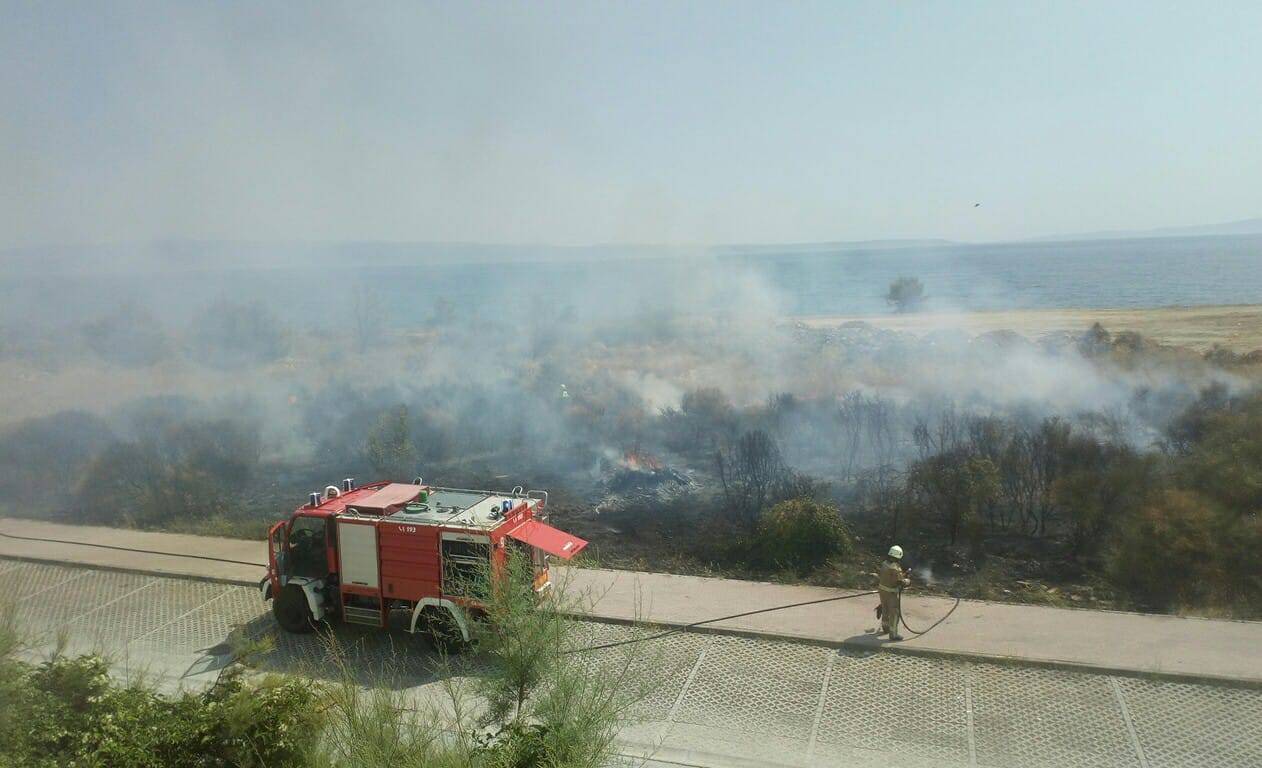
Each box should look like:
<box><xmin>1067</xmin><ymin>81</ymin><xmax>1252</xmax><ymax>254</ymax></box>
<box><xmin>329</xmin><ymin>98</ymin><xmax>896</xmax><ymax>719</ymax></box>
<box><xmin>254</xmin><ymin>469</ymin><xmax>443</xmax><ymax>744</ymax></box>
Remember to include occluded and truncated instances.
<box><xmin>190</xmin><ymin>298</ymin><xmax>289</xmax><ymax>368</ymax></box>
<box><xmin>0</xmin><ymin>411</ymin><xmax>115</xmax><ymax>511</ymax></box>
<box><xmin>714</xmin><ymin>429</ymin><xmax>788</xmax><ymax>526</ymax></box>
<box><xmin>757</xmin><ymin>497</ymin><xmax>853</xmax><ymax>574</ymax></box>
<box><xmin>661</xmin><ymin>387</ymin><xmax>736</xmax><ymax>455</ymax></box>
<box><xmin>74</xmin><ymin>418</ymin><xmax>260</xmax><ymax>528</ymax></box>
<box><xmin>82</xmin><ymin>303</ymin><xmax>173</xmax><ymax>367</ymax></box>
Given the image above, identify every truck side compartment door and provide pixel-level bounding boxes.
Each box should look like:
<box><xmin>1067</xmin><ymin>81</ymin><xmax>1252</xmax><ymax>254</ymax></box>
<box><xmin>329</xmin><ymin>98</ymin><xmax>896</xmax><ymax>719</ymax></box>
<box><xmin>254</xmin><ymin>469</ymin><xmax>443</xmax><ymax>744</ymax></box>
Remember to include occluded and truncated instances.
<box><xmin>337</xmin><ymin>520</ymin><xmax>381</xmax><ymax>592</ymax></box>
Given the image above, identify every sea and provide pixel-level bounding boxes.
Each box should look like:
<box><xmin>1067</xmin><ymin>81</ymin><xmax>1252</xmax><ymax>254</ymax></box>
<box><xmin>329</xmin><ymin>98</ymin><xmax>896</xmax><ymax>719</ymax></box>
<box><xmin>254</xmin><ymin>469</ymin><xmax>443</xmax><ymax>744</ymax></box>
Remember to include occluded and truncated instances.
<box><xmin>2</xmin><ymin>234</ymin><xmax>1261</xmax><ymax>330</ymax></box>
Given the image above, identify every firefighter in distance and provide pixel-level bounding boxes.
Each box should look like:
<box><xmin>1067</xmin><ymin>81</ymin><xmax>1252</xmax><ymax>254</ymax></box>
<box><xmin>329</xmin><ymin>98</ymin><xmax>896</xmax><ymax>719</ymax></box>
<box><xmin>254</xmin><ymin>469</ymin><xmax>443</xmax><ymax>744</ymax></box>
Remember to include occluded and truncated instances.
<box><xmin>877</xmin><ymin>545</ymin><xmax>911</xmax><ymax>641</ymax></box>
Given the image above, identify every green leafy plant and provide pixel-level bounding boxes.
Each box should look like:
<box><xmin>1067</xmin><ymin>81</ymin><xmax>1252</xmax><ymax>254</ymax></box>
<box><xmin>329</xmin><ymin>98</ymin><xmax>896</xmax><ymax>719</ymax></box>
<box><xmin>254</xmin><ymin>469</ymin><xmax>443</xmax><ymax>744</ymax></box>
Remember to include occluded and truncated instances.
<box><xmin>757</xmin><ymin>497</ymin><xmax>853</xmax><ymax>574</ymax></box>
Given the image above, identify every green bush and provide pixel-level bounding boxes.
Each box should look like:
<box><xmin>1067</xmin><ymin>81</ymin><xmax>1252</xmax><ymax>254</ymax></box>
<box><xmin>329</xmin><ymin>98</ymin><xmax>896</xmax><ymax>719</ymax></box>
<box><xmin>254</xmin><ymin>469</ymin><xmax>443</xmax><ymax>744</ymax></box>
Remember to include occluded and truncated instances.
<box><xmin>1174</xmin><ymin>392</ymin><xmax>1262</xmax><ymax>512</ymax></box>
<box><xmin>757</xmin><ymin>497</ymin><xmax>853</xmax><ymax>573</ymax></box>
<box><xmin>0</xmin><ymin>652</ymin><xmax>322</xmax><ymax>768</ymax></box>
<box><xmin>1109</xmin><ymin>490</ymin><xmax>1234</xmax><ymax>611</ymax></box>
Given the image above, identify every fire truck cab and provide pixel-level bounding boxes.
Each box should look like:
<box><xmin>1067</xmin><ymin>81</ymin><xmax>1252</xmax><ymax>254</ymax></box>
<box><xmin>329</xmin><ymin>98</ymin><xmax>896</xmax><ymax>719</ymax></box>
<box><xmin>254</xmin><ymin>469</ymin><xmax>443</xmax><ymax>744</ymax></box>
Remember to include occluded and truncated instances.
<box><xmin>261</xmin><ymin>478</ymin><xmax>587</xmax><ymax>647</ymax></box>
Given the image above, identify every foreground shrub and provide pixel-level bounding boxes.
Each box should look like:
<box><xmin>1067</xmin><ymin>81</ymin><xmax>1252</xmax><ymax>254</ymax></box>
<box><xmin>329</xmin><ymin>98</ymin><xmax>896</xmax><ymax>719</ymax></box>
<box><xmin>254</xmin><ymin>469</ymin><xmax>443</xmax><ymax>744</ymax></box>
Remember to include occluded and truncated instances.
<box><xmin>0</xmin><ymin>652</ymin><xmax>322</xmax><ymax>768</ymax></box>
<box><xmin>757</xmin><ymin>497</ymin><xmax>853</xmax><ymax>574</ymax></box>
<box><xmin>317</xmin><ymin>551</ymin><xmax>659</xmax><ymax>768</ymax></box>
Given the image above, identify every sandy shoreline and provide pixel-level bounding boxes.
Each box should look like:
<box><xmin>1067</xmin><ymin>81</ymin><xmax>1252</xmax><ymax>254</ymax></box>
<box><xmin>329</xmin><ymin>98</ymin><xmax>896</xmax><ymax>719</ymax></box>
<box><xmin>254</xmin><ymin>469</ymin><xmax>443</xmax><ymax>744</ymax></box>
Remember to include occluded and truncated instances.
<box><xmin>797</xmin><ymin>304</ymin><xmax>1262</xmax><ymax>353</ymax></box>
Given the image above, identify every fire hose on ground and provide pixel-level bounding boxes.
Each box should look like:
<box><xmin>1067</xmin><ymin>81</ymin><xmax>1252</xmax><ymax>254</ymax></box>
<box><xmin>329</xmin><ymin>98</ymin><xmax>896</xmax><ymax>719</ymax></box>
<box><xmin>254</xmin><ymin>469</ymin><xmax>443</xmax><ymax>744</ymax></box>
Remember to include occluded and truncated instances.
<box><xmin>897</xmin><ymin>584</ymin><xmax>961</xmax><ymax>637</ymax></box>
<box><xmin>0</xmin><ymin>529</ymin><xmax>962</xmax><ymax>651</ymax></box>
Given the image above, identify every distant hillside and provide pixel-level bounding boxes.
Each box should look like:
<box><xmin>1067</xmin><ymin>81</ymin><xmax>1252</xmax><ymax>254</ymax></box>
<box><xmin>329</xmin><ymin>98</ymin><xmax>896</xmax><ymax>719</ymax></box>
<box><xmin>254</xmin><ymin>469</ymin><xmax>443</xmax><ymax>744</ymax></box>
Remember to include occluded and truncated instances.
<box><xmin>718</xmin><ymin>238</ymin><xmax>957</xmax><ymax>255</ymax></box>
<box><xmin>4</xmin><ymin>224</ymin><xmax>1258</xmax><ymax>276</ymax></box>
<box><xmin>1034</xmin><ymin>217</ymin><xmax>1262</xmax><ymax>242</ymax></box>
<box><xmin>0</xmin><ymin>240</ymin><xmax>702</xmax><ymax>274</ymax></box>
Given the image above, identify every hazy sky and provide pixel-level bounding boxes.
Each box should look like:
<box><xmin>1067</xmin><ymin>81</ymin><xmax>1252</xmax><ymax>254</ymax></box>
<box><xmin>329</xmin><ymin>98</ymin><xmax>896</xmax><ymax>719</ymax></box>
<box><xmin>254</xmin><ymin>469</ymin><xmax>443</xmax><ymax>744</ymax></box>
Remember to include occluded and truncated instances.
<box><xmin>3</xmin><ymin>2</ymin><xmax>1260</xmax><ymax>247</ymax></box>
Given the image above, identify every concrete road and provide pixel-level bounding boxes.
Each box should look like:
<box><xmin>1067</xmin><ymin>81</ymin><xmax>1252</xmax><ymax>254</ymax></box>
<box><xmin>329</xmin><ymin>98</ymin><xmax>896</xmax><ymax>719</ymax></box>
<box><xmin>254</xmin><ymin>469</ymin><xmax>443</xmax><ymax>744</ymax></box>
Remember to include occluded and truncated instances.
<box><xmin>5</xmin><ymin>517</ymin><xmax>1262</xmax><ymax>686</ymax></box>
<box><xmin>3</xmin><ymin>557</ymin><xmax>1260</xmax><ymax>768</ymax></box>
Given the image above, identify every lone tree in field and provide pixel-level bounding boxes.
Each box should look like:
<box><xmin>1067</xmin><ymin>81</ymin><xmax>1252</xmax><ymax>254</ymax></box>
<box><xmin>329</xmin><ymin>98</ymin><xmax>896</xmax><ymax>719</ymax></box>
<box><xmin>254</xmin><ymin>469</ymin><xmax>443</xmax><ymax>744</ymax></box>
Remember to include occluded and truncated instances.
<box><xmin>885</xmin><ymin>276</ymin><xmax>925</xmax><ymax>313</ymax></box>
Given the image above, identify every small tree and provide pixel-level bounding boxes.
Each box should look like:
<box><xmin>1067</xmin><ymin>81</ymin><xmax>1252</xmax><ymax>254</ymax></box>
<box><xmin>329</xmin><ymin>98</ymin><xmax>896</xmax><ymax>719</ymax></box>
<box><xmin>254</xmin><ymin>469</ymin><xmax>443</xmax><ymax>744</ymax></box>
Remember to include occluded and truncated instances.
<box><xmin>663</xmin><ymin>387</ymin><xmax>736</xmax><ymax>455</ymax></box>
<box><xmin>885</xmin><ymin>276</ymin><xmax>925</xmax><ymax>313</ymax></box>
<box><xmin>910</xmin><ymin>449</ymin><xmax>999</xmax><ymax>546</ymax></box>
<box><xmin>364</xmin><ymin>405</ymin><xmax>417</xmax><ymax>479</ymax></box>
<box><xmin>317</xmin><ymin>551</ymin><xmax>660</xmax><ymax>767</ymax></box>
<box><xmin>715</xmin><ymin>429</ymin><xmax>787</xmax><ymax>526</ymax></box>
<box><xmin>469</xmin><ymin>552</ymin><xmax>656</xmax><ymax>766</ymax></box>
<box><xmin>1077</xmin><ymin>322</ymin><xmax>1113</xmax><ymax>357</ymax></box>
<box><xmin>1053</xmin><ymin>443</ymin><xmax>1156</xmax><ymax>560</ymax></box>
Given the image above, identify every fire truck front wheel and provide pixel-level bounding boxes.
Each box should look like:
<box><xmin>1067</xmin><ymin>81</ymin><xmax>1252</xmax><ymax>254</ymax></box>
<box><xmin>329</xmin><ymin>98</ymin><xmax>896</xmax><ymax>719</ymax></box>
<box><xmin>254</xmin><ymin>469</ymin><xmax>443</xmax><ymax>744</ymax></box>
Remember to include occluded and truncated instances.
<box><xmin>273</xmin><ymin>584</ymin><xmax>316</xmax><ymax>633</ymax></box>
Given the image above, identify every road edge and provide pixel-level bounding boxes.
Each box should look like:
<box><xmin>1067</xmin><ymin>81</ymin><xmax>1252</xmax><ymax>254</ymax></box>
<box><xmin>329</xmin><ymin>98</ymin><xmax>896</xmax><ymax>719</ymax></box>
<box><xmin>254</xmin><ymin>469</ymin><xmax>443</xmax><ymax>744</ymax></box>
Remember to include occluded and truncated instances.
<box><xmin>5</xmin><ymin>552</ymin><xmax>1259</xmax><ymax>691</ymax></box>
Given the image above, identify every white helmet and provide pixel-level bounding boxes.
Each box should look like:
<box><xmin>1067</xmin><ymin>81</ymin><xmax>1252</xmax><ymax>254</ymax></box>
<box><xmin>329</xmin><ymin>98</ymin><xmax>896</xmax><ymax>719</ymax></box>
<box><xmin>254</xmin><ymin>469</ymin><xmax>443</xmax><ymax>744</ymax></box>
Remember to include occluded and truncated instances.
<box><xmin>888</xmin><ymin>545</ymin><xmax>904</xmax><ymax>560</ymax></box>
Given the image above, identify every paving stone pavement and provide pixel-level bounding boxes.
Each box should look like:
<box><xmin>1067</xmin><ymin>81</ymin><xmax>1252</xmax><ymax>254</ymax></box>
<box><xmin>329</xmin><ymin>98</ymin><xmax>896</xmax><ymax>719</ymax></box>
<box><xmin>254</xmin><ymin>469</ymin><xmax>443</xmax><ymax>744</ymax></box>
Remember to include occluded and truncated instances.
<box><xmin>3</xmin><ymin>558</ymin><xmax>1260</xmax><ymax>768</ymax></box>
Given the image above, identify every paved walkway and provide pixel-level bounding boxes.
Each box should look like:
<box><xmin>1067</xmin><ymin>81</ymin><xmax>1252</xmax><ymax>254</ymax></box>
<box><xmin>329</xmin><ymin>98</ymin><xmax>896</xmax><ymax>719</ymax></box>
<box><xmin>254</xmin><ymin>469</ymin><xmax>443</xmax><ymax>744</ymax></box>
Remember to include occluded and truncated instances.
<box><xmin>4</xmin><ymin>556</ymin><xmax>1261</xmax><ymax>768</ymax></box>
<box><xmin>3</xmin><ymin>516</ymin><xmax>1261</xmax><ymax>686</ymax></box>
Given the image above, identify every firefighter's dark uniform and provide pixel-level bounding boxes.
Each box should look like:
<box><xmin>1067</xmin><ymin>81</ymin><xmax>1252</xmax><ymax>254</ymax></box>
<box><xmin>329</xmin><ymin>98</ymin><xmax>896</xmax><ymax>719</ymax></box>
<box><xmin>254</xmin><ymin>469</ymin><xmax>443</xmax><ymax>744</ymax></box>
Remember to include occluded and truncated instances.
<box><xmin>878</xmin><ymin>559</ymin><xmax>910</xmax><ymax>639</ymax></box>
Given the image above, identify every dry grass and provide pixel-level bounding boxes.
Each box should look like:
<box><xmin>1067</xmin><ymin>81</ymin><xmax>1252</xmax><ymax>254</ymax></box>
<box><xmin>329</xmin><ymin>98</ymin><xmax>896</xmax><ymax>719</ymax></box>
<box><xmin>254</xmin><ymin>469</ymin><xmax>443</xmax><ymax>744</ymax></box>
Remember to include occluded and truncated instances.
<box><xmin>800</xmin><ymin>303</ymin><xmax>1262</xmax><ymax>353</ymax></box>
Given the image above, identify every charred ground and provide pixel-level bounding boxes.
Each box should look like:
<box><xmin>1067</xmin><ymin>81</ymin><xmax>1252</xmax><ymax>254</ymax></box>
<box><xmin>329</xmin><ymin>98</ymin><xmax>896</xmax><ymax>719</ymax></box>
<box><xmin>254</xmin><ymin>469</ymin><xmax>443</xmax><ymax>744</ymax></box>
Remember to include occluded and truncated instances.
<box><xmin>2</xmin><ymin>285</ymin><xmax>1260</xmax><ymax>618</ymax></box>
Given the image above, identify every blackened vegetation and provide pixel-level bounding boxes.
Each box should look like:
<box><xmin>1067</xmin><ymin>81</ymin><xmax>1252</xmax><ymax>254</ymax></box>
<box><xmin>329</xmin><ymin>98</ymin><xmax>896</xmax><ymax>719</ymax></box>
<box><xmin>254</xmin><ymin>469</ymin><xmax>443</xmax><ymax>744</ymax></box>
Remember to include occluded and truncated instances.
<box><xmin>715</xmin><ymin>429</ymin><xmax>788</xmax><ymax>526</ymax></box>
<box><xmin>77</xmin><ymin>416</ymin><xmax>261</xmax><ymax>528</ymax></box>
<box><xmin>81</xmin><ymin>303</ymin><xmax>172</xmax><ymax>367</ymax></box>
<box><xmin>2</xmin><ymin>302</ymin><xmax>1261</xmax><ymax>617</ymax></box>
<box><xmin>192</xmin><ymin>299</ymin><xmax>291</xmax><ymax>369</ymax></box>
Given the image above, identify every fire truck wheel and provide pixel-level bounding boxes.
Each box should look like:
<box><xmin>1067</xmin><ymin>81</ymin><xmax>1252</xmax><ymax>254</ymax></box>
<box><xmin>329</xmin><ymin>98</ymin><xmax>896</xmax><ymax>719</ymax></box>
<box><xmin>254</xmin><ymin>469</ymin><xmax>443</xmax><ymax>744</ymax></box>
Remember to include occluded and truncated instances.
<box><xmin>418</xmin><ymin>606</ymin><xmax>466</xmax><ymax>653</ymax></box>
<box><xmin>273</xmin><ymin>584</ymin><xmax>316</xmax><ymax>634</ymax></box>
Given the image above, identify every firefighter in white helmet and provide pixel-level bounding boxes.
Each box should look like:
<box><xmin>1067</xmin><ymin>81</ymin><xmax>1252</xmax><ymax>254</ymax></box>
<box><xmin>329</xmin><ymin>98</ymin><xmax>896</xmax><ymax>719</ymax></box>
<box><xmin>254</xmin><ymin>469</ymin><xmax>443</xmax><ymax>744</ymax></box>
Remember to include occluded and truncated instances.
<box><xmin>878</xmin><ymin>545</ymin><xmax>911</xmax><ymax>640</ymax></box>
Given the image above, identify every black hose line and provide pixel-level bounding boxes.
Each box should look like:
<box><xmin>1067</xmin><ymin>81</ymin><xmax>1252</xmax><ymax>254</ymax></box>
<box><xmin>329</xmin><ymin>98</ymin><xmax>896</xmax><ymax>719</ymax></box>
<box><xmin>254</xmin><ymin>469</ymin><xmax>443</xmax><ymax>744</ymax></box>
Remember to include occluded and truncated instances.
<box><xmin>897</xmin><ymin>585</ymin><xmax>962</xmax><ymax>636</ymax></box>
<box><xmin>0</xmin><ymin>529</ymin><xmax>268</xmax><ymax>568</ymax></box>
<box><xmin>567</xmin><ymin>589</ymin><xmax>881</xmax><ymax>654</ymax></box>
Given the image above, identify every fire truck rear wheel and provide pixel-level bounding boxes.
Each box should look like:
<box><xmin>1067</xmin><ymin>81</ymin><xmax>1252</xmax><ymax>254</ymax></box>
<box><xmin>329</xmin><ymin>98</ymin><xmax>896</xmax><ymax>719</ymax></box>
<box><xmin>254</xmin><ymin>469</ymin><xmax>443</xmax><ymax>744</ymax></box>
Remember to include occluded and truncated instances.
<box><xmin>273</xmin><ymin>584</ymin><xmax>316</xmax><ymax>633</ymax></box>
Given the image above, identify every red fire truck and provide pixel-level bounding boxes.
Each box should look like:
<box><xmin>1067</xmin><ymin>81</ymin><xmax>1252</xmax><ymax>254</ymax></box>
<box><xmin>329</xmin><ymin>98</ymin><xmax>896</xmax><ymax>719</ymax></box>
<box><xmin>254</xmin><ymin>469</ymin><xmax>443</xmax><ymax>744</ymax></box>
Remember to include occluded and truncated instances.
<box><xmin>261</xmin><ymin>478</ymin><xmax>588</xmax><ymax>647</ymax></box>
